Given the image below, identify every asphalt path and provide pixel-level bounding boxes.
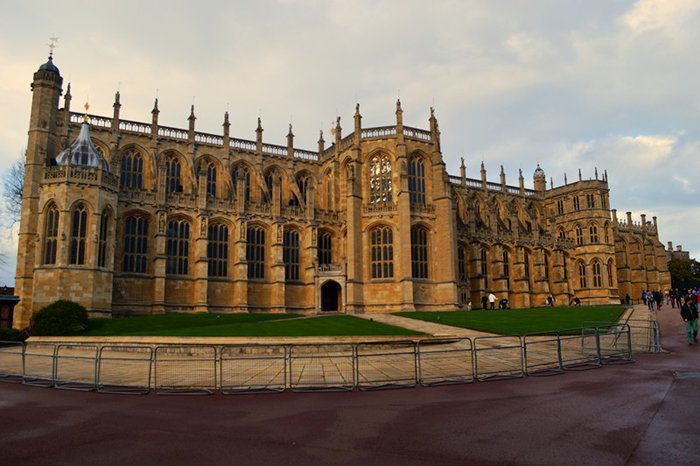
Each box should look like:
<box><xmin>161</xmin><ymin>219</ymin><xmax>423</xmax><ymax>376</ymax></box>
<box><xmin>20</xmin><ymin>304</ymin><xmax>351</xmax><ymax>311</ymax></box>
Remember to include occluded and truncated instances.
<box><xmin>1</xmin><ymin>306</ymin><xmax>698</xmax><ymax>466</ymax></box>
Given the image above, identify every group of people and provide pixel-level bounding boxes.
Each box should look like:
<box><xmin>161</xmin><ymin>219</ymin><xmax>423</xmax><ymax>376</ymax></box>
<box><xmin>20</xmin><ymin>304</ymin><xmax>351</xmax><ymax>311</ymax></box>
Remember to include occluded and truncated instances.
<box><xmin>641</xmin><ymin>290</ymin><xmax>664</xmax><ymax>310</ymax></box>
<box><xmin>679</xmin><ymin>289</ymin><xmax>700</xmax><ymax>345</ymax></box>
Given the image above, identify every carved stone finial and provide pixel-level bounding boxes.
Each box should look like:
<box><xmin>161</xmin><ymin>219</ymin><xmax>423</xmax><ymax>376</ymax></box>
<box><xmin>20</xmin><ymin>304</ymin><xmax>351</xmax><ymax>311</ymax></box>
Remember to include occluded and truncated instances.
<box><xmin>460</xmin><ymin>157</ymin><xmax>465</xmax><ymax>168</ymax></box>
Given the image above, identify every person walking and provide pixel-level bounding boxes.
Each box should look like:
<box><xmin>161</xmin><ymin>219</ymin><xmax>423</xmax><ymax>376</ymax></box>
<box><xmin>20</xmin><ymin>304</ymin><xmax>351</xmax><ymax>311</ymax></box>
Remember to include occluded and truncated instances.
<box><xmin>488</xmin><ymin>292</ymin><xmax>497</xmax><ymax>310</ymax></box>
<box><xmin>680</xmin><ymin>297</ymin><xmax>698</xmax><ymax>345</ymax></box>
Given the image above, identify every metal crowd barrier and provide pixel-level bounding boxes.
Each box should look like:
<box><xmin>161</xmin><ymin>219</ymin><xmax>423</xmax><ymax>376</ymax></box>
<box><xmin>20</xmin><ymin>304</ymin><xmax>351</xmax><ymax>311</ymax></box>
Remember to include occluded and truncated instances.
<box><xmin>0</xmin><ymin>323</ymin><xmax>640</xmax><ymax>396</ymax></box>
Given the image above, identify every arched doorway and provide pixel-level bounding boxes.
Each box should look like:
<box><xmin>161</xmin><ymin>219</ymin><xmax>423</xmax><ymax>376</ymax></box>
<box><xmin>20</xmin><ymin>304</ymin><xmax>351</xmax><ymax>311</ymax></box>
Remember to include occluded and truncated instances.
<box><xmin>320</xmin><ymin>280</ymin><xmax>342</xmax><ymax>312</ymax></box>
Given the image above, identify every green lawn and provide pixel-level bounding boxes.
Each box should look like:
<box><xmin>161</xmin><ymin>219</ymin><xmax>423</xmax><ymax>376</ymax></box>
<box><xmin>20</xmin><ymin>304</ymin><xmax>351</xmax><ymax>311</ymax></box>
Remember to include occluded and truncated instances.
<box><xmin>85</xmin><ymin>313</ymin><xmax>423</xmax><ymax>337</ymax></box>
<box><xmin>395</xmin><ymin>306</ymin><xmax>626</xmax><ymax>335</ymax></box>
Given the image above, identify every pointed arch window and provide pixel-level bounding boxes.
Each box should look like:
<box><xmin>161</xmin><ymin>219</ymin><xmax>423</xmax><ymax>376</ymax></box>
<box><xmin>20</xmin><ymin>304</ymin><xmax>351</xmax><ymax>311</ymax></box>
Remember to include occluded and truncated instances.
<box><xmin>589</xmin><ymin>224</ymin><xmax>599</xmax><ymax>244</ymax></box>
<box><xmin>166</xmin><ymin>156</ymin><xmax>182</xmax><ymax>194</ymax></box>
<box><xmin>408</xmin><ymin>155</ymin><xmax>426</xmax><ymax>205</ymax></box>
<box><xmin>578</xmin><ymin>262</ymin><xmax>587</xmax><ymax>288</ymax></box>
<box><xmin>325</xmin><ymin>173</ymin><xmax>333</xmax><ymax>209</ymax></box>
<box><xmin>369</xmin><ymin>155</ymin><xmax>392</xmax><ymax>204</ymax></box>
<box><xmin>233</xmin><ymin>165</ymin><xmax>250</xmax><ymax>202</ymax></box>
<box><xmin>120</xmin><ymin>149</ymin><xmax>143</xmax><ymax>190</ymax></box>
<box><xmin>98</xmin><ymin>209</ymin><xmax>110</xmax><ymax>268</ymax></box>
<box><xmin>607</xmin><ymin>259</ymin><xmax>614</xmax><ymax>287</ymax></box>
<box><xmin>592</xmin><ymin>261</ymin><xmax>602</xmax><ymax>288</ymax></box>
<box><xmin>206</xmin><ymin>162</ymin><xmax>217</xmax><ymax>198</ymax></box>
<box><xmin>411</xmin><ymin>225</ymin><xmax>429</xmax><ymax>279</ymax></box>
<box><xmin>481</xmin><ymin>248</ymin><xmax>488</xmax><ymax>280</ymax></box>
<box><xmin>246</xmin><ymin>225</ymin><xmax>265</xmax><ymax>279</ymax></box>
<box><xmin>458</xmin><ymin>244</ymin><xmax>468</xmax><ymax>283</ymax></box>
<box><xmin>523</xmin><ymin>250</ymin><xmax>530</xmax><ymax>279</ymax></box>
<box><xmin>318</xmin><ymin>231</ymin><xmax>332</xmax><ymax>266</ymax></box>
<box><xmin>503</xmin><ymin>250</ymin><xmax>510</xmax><ymax>287</ymax></box>
<box><xmin>263</xmin><ymin>172</ymin><xmax>274</xmax><ymax>203</ymax></box>
<box><xmin>69</xmin><ymin>203</ymin><xmax>88</xmax><ymax>265</ymax></box>
<box><xmin>123</xmin><ymin>215</ymin><xmax>148</xmax><ymax>273</ymax></box>
<box><xmin>370</xmin><ymin>225</ymin><xmax>393</xmax><ymax>279</ymax></box>
<box><xmin>575</xmin><ymin>225</ymin><xmax>584</xmax><ymax>245</ymax></box>
<box><xmin>291</xmin><ymin>175</ymin><xmax>308</xmax><ymax>207</ymax></box>
<box><xmin>166</xmin><ymin>219</ymin><xmax>190</xmax><ymax>275</ymax></box>
<box><xmin>43</xmin><ymin>204</ymin><xmax>59</xmax><ymax>265</ymax></box>
<box><xmin>283</xmin><ymin>229</ymin><xmax>300</xmax><ymax>281</ymax></box>
<box><xmin>207</xmin><ymin>223</ymin><xmax>228</xmax><ymax>277</ymax></box>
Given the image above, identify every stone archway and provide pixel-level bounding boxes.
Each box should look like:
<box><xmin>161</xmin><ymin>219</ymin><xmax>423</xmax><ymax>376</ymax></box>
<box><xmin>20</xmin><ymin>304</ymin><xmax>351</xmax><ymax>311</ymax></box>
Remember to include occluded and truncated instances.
<box><xmin>320</xmin><ymin>280</ymin><xmax>342</xmax><ymax>312</ymax></box>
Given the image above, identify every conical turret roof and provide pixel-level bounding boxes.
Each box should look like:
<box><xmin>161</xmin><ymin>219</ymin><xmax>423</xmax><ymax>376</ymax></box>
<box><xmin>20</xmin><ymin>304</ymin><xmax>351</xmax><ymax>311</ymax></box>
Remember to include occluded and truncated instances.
<box><xmin>55</xmin><ymin>121</ymin><xmax>109</xmax><ymax>172</ymax></box>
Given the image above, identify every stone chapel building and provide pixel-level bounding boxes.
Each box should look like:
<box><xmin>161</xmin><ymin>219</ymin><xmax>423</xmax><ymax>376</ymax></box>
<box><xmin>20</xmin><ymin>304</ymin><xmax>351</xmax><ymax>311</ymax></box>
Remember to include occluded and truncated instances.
<box><xmin>12</xmin><ymin>56</ymin><xmax>671</xmax><ymax>327</ymax></box>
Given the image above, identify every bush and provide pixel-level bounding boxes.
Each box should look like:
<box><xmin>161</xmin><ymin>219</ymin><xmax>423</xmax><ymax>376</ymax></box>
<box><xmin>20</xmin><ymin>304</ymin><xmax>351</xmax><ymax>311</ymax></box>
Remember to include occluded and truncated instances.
<box><xmin>30</xmin><ymin>300</ymin><xmax>89</xmax><ymax>336</ymax></box>
<box><xmin>0</xmin><ymin>327</ymin><xmax>24</xmax><ymax>342</ymax></box>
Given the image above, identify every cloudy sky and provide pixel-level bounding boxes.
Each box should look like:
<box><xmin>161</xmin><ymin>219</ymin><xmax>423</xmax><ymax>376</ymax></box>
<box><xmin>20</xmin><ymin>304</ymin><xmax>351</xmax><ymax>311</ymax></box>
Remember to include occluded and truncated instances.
<box><xmin>0</xmin><ymin>0</ymin><xmax>698</xmax><ymax>285</ymax></box>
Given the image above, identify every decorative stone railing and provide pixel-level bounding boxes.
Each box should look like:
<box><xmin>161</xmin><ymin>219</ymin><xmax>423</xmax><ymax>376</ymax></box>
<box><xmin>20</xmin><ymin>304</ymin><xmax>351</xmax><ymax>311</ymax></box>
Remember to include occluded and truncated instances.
<box><xmin>315</xmin><ymin>208</ymin><xmax>343</xmax><ymax>223</ymax></box>
<box><xmin>450</xmin><ymin>175</ymin><xmax>537</xmax><ymax>197</ymax></box>
<box><xmin>43</xmin><ymin>165</ymin><xmax>118</xmax><ymax>190</ymax></box>
<box><xmin>245</xmin><ymin>202</ymin><xmax>271</xmax><ymax>215</ymax></box>
<box><xmin>403</xmin><ymin>126</ymin><xmax>432</xmax><ymax>141</ymax></box>
<box><xmin>119</xmin><ymin>190</ymin><xmax>157</xmax><ymax>204</ymax></box>
<box><xmin>361</xmin><ymin>126</ymin><xmax>397</xmax><ymax>139</ymax></box>
<box><xmin>318</xmin><ymin>263</ymin><xmax>343</xmax><ymax>273</ymax></box>
<box><xmin>363</xmin><ymin>201</ymin><xmax>397</xmax><ymax>215</ymax></box>
<box><xmin>166</xmin><ymin>192</ymin><xmax>196</xmax><ymax>208</ymax></box>
<box><xmin>411</xmin><ymin>203</ymin><xmax>436</xmax><ymax>215</ymax></box>
<box><xmin>206</xmin><ymin>197</ymin><xmax>236</xmax><ymax>212</ymax></box>
<box><xmin>282</xmin><ymin>205</ymin><xmax>305</xmax><ymax>218</ymax></box>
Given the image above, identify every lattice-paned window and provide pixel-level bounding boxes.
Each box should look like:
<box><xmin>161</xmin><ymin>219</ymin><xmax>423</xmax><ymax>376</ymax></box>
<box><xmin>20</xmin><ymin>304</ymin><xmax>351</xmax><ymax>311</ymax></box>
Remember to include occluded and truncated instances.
<box><xmin>206</xmin><ymin>162</ymin><xmax>217</xmax><ymax>198</ymax></box>
<box><xmin>369</xmin><ymin>155</ymin><xmax>392</xmax><ymax>204</ymax></box>
<box><xmin>408</xmin><ymin>155</ymin><xmax>426</xmax><ymax>205</ymax></box>
<box><xmin>589</xmin><ymin>224</ymin><xmax>599</xmax><ymax>244</ymax></box>
<box><xmin>523</xmin><ymin>250</ymin><xmax>530</xmax><ymax>279</ymax></box>
<box><xmin>370</xmin><ymin>225</ymin><xmax>393</xmax><ymax>279</ymax></box>
<box><xmin>586</xmin><ymin>193</ymin><xmax>595</xmax><ymax>209</ymax></box>
<box><xmin>207</xmin><ymin>223</ymin><xmax>228</xmax><ymax>277</ymax></box>
<box><xmin>98</xmin><ymin>209</ymin><xmax>110</xmax><ymax>268</ymax></box>
<box><xmin>573</xmin><ymin>196</ymin><xmax>580</xmax><ymax>211</ymax></box>
<box><xmin>233</xmin><ymin>165</ymin><xmax>250</xmax><ymax>202</ymax></box>
<box><xmin>283</xmin><ymin>229</ymin><xmax>300</xmax><ymax>281</ymax></box>
<box><xmin>458</xmin><ymin>244</ymin><xmax>468</xmax><ymax>283</ymax></box>
<box><xmin>166</xmin><ymin>219</ymin><xmax>190</xmax><ymax>275</ymax></box>
<box><xmin>411</xmin><ymin>226</ymin><xmax>429</xmax><ymax>279</ymax></box>
<box><xmin>123</xmin><ymin>215</ymin><xmax>148</xmax><ymax>273</ymax></box>
<box><xmin>120</xmin><ymin>149</ymin><xmax>143</xmax><ymax>190</ymax></box>
<box><xmin>263</xmin><ymin>172</ymin><xmax>274</xmax><ymax>203</ymax></box>
<box><xmin>578</xmin><ymin>262</ymin><xmax>587</xmax><ymax>288</ymax></box>
<box><xmin>575</xmin><ymin>225</ymin><xmax>584</xmax><ymax>245</ymax></box>
<box><xmin>69</xmin><ymin>203</ymin><xmax>88</xmax><ymax>265</ymax></box>
<box><xmin>558</xmin><ymin>228</ymin><xmax>566</xmax><ymax>240</ymax></box>
<box><xmin>481</xmin><ymin>249</ymin><xmax>488</xmax><ymax>279</ymax></box>
<box><xmin>592</xmin><ymin>261</ymin><xmax>602</xmax><ymax>287</ymax></box>
<box><xmin>43</xmin><ymin>204</ymin><xmax>59</xmax><ymax>265</ymax></box>
<box><xmin>246</xmin><ymin>225</ymin><xmax>265</xmax><ymax>279</ymax></box>
<box><xmin>318</xmin><ymin>231</ymin><xmax>332</xmax><ymax>266</ymax></box>
<box><xmin>556</xmin><ymin>199</ymin><xmax>564</xmax><ymax>215</ymax></box>
<box><xmin>607</xmin><ymin>260</ymin><xmax>614</xmax><ymax>287</ymax></box>
<box><xmin>166</xmin><ymin>156</ymin><xmax>182</xmax><ymax>194</ymax></box>
<box><xmin>503</xmin><ymin>250</ymin><xmax>510</xmax><ymax>286</ymax></box>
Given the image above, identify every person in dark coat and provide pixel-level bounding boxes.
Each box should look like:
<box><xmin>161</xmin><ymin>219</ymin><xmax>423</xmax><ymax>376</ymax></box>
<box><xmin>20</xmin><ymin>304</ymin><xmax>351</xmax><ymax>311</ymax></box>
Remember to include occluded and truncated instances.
<box><xmin>680</xmin><ymin>297</ymin><xmax>698</xmax><ymax>344</ymax></box>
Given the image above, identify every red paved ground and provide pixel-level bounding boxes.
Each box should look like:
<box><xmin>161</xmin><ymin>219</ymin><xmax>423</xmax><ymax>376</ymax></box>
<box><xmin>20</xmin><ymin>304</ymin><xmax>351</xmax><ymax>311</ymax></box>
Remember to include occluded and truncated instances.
<box><xmin>1</xmin><ymin>307</ymin><xmax>698</xmax><ymax>466</ymax></box>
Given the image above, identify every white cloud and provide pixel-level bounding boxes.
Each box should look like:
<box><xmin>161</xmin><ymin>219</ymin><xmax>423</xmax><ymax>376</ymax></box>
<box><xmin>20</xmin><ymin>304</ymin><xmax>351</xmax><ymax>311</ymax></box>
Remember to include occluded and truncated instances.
<box><xmin>622</xmin><ymin>0</ymin><xmax>700</xmax><ymax>32</ymax></box>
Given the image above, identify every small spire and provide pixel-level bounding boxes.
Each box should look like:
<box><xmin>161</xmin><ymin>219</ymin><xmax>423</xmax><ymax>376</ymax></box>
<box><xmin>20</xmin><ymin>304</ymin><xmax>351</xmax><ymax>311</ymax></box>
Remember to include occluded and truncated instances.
<box><xmin>66</xmin><ymin>82</ymin><xmax>72</xmax><ymax>98</ymax></box>
<box><xmin>430</xmin><ymin>107</ymin><xmax>435</xmax><ymax>120</ymax></box>
<box><xmin>188</xmin><ymin>104</ymin><xmax>196</xmax><ymax>120</ymax></box>
<box><xmin>223</xmin><ymin>111</ymin><xmax>229</xmax><ymax>125</ymax></box>
<box><xmin>287</xmin><ymin>123</ymin><xmax>294</xmax><ymax>137</ymax></box>
<box><xmin>550</xmin><ymin>177</ymin><xmax>553</xmax><ymax>189</ymax></box>
<box><xmin>48</xmin><ymin>36</ymin><xmax>59</xmax><ymax>58</ymax></box>
<box><xmin>518</xmin><ymin>168</ymin><xmax>523</xmax><ymax>178</ymax></box>
<box><xmin>152</xmin><ymin>98</ymin><xmax>159</xmax><ymax>114</ymax></box>
<box><xmin>354</xmin><ymin>103</ymin><xmax>361</xmax><ymax>117</ymax></box>
<box><xmin>460</xmin><ymin>157</ymin><xmax>465</xmax><ymax>169</ymax></box>
<box><xmin>318</xmin><ymin>129</ymin><xmax>324</xmax><ymax>143</ymax></box>
<box><xmin>500</xmin><ymin>165</ymin><xmax>505</xmax><ymax>175</ymax></box>
<box><xmin>481</xmin><ymin>160</ymin><xmax>485</xmax><ymax>170</ymax></box>
<box><xmin>604</xmin><ymin>169</ymin><xmax>608</xmax><ymax>181</ymax></box>
<box><xmin>564</xmin><ymin>173</ymin><xmax>568</xmax><ymax>185</ymax></box>
<box><xmin>256</xmin><ymin>117</ymin><xmax>263</xmax><ymax>132</ymax></box>
<box><xmin>595</xmin><ymin>167</ymin><xmax>598</xmax><ymax>179</ymax></box>
<box><xmin>396</xmin><ymin>99</ymin><xmax>402</xmax><ymax>113</ymax></box>
<box><xmin>578</xmin><ymin>168</ymin><xmax>582</xmax><ymax>181</ymax></box>
<box><xmin>114</xmin><ymin>91</ymin><xmax>120</xmax><ymax>106</ymax></box>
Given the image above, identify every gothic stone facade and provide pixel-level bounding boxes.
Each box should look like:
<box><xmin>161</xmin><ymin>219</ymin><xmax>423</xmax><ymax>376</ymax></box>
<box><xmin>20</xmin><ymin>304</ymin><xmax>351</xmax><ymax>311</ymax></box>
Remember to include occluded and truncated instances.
<box><xmin>13</xmin><ymin>58</ymin><xmax>671</xmax><ymax>327</ymax></box>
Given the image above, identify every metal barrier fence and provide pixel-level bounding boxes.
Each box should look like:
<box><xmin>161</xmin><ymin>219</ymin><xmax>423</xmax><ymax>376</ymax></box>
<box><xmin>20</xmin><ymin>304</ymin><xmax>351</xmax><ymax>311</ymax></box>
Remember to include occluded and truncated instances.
<box><xmin>0</xmin><ymin>322</ymin><xmax>644</xmax><ymax>395</ymax></box>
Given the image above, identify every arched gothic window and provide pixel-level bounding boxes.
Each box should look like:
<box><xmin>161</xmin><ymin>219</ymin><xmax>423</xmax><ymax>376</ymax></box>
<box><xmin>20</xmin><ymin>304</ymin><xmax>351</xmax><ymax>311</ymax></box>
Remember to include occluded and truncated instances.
<box><xmin>318</xmin><ymin>231</ymin><xmax>332</xmax><ymax>266</ymax></box>
<box><xmin>411</xmin><ymin>226</ymin><xmax>429</xmax><ymax>279</ymax></box>
<box><xmin>166</xmin><ymin>156</ymin><xmax>182</xmax><ymax>194</ymax></box>
<box><xmin>43</xmin><ymin>204</ymin><xmax>59</xmax><ymax>265</ymax></box>
<box><xmin>283</xmin><ymin>229</ymin><xmax>300</xmax><ymax>281</ymax></box>
<box><xmin>206</xmin><ymin>162</ymin><xmax>217</xmax><ymax>198</ymax></box>
<box><xmin>607</xmin><ymin>259</ymin><xmax>614</xmax><ymax>287</ymax></box>
<box><xmin>578</xmin><ymin>262</ymin><xmax>587</xmax><ymax>288</ymax></box>
<box><xmin>325</xmin><ymin>173</ymin><xmax>333</xmax><ymax>209</ymax></box>
<box><xmin>503</xmin><ymin>250</ymin><xmax>510</xmax><ymax>287</ymax></box>
<box><xmin>589</xmin><ymin>224</ymin><xmax>599</xmax><ymax>244</ymax></box>
<box><xmin>523</xmin><ymin>250</ymin><xmax>530</xmax><ymax>279</ymax></box>
<box><xmin>575</xmin><ymin>225</ymin><xmax>584</xmax><ymax>246</ymax></box>
<box><xmin>246</xmin><ymin>225</ymin><xmax>265</xmax><ymax>279</ymax></box>
<box><xmin>592</xmin><ymin>260</ymin><xmax>602</xmax><ymax>288</ymax></box>
<box><xmin>120</xmin><ymin>149</ymin><xmax>143</xmax><ymax>190</ymax></box>
<box><xmin>408</xmin><ymin>155</ymin><xmax>426</xmax><ymax>205</ymax></box>
<box><xmin>123</xmin><ymin>215</ymin><xmax>148</xmax><ymax>273</ymax></box>
<box><xmin>233</xmin><ymin>165</ymin><xmax>250</xmax><ymax>202</ymax></box>
<box><xmin>207</xmin><ymin>223</ymin><xmax>228</xmax><ymax>277</ymax></box>
<box><xmin>369</xmin><ymin>155</ymin><xmax>392</xmax><ymax>204</ymax></box>
<box><xmin>458</xmin><ymin>244</ymin><xmax>468</xmax><ymax>283</ymax></box>
<box><xmin>166</xmin><ymin>219</ymin><xmax>190</xmax><ymax>275</ymax></box>
<box><xmin>544</xmin><ymin>252</ymin><xmax>550</xmax><ymax>280</ymax></box>
<box><xmin>98</xmin><ymin>208</ymin><xmax>110</xmax><ymax>268</ymax></box>
<box><xmin>291</xmin><ymin>175</ymin><xmax>309</xmax><ymax>207</ymax></box>
<box><xmin>481</xmin><ymin>248</ymin><xmax>488</xmax><ymax>280</ymax></box>
<box><xmin>263</xmin><ymin>172</ymin><xmax>274</xmax><ymax>203</ymax></box>
<box><xmin>370</xmin><ymin>225</ymin><xmax>393</xmax><ymax>279</ymax></box>
<box><xmin>69</xmin><ymin>203</ymin><xmax>88</xmax><ymax>265</ymax></box>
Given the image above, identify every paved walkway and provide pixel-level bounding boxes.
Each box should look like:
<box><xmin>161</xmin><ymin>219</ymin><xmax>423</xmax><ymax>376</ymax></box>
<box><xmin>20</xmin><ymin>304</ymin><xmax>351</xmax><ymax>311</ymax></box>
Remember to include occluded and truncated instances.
<box><xmin>355</xmin><ymin>313</ymin><xmax>497</xmax><ymax>338</ymax></box>
<box><xmin>1</xmin><ymin>304</ymin><xmax>697</xmax><ymax>465</ymax></box>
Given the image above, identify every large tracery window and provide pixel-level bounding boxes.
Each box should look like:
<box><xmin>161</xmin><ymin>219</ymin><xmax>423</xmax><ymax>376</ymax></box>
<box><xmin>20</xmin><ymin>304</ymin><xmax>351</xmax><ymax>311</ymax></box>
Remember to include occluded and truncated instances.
<box><xmin>120</xmin><ymin>149</ymin><xmax>143</xmax><ymax>190</ymax></box>
<box><xmin>246</xmin><ymin>225</ymin><xmax>265</xmax><ymax>279</ymax></box>
<box><xmin>370</xmin><ymin>225</ymin><xmax>393</xmax><ymax>279</ymax></box>
<box><xmin>207</xmin><ymin>223</ymin><xmax>228</xmax><ymax>277</ymax></box>
<box><xmin>233</xmin><ymin>165</ymin><xmax>250</xmax><ymax>202</ymax></box>
<box><xmin>166</xmin><ymin>156</ymin><xmax>182</xmax><ymax>194</ymax></box>
<box><xmin>607</xmin><ymin>259</ymin><xmax>614</xmax><ymax>287</ymax></box>
<box><xmin>369</xmin><ymin>155</ymin><xmax>392</xmax><ymax>204</ymax></box>
<box><xmin>503</xmin><ymin>250</ymin><xmax>510</xmax><ymax>287</ymax></box>
<box><xmin>523</xmin><ymin>250</ymin><xmax>530</xmax><ymax>279</ymax></box>
<box><xmin>481</xmin><ymin>249</ymin><xmax>488</xmax><ymax>280</ymax></box>
<box><xmin>206</xmin><ymin>162</ymin><xmax>217</xmax><ymax>198</ymax></box>
<box><xmin>69</xmin><ymin>203</ymin><xmax>88</xmax><ymax>265</ymax></box>
<box><xmin>43</xmin><ymin>204</ymin><xmax>59</xmax><ymax>265</ymax></box>
<box><xmin>318</xmin><ymin>231</ymin><xmax>332</xmax><ymax>266</ymax></box>
<box><xmin>166</xmin><ymin>219</ymin><xmax>190</xmax><ymax>275</ymax></box>
<box><xmin>411</xmin><ymin>226</ymin><xmax>429</xmax><ymax>279</ymax></box>
<box><xmin>97</xmin><ymin>209</ymin><xmax>110</xmax><ymax>268</ymax></box>
<box><xmin>123</xmin><ymin>215</ymin><xmax>148</xmax><ymax>273</ymax></box>
<box><xmin>408</xmin><ymin>155</ymin><xmax>426</xmax><ymax>205</ymax></box>
<box><xmin>458</xmin><ymin>244</ymin><xmax>468</xmax><ymax>283</ymax></box>
<box><xmin>283</xmin><ymin>229</ymin><xmax>301</xmax><ymax>281</ymax></box>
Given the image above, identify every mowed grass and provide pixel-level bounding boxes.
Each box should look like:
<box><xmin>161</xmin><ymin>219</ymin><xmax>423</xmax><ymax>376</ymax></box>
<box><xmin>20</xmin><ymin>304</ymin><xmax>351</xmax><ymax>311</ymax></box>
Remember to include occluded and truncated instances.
<box><xmin>395</xmin><ymin>306</ymin><xmax>626</xmax><ymax>335</ymax></box>
<box><xmin>85</xmin><ymin>313</ymin><xmax>424</xmax><ymax>337</ymax></box>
